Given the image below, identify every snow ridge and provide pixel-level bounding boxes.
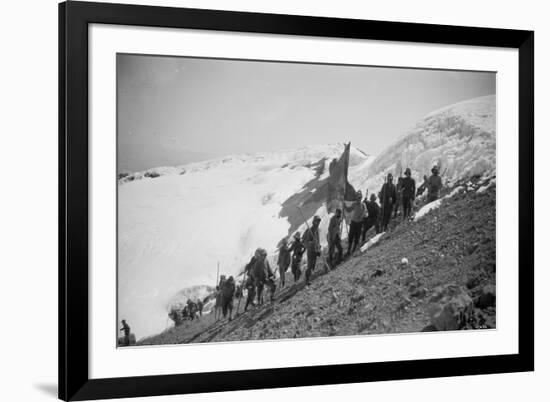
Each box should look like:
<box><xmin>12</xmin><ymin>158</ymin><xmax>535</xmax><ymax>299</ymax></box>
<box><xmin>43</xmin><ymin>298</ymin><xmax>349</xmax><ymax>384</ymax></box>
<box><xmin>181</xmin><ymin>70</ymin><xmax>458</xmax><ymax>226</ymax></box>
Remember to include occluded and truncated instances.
<box><xmin>119</xmin><ymin>143</ymin><xmax>368</xmax><ymax>185</ymax></box>
<box><xmin>353</xmin><ymin>95</ymin><xmax>496</xmax><ymax>196</ymax></box>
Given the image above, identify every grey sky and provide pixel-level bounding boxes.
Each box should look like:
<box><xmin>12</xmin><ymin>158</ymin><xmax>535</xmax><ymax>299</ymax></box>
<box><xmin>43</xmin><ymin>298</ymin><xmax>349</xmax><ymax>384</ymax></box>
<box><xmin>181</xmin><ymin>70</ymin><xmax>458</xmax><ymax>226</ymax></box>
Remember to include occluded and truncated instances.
<box><xmin>117</xmin><ymin>54</ymin><xmax>495</xmax><ymax>172</ymax></box>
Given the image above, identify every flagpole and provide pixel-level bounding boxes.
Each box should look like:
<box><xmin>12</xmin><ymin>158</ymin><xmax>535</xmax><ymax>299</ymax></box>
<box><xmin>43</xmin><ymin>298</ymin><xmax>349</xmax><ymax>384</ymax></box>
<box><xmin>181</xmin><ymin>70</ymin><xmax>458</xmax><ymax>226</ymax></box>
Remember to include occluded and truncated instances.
<box><xmin>214</xmin><ymin>262</ymin><xmax>220</xmax><ymax>321</ymax></box>
<box><xmin>342</xmin><ymin>142</ymin><xmax>351</xmax><ymax>241</ymax></box>
<box><xmin>380</xmin><ymin>177</ymin><xmax>387</xmax><ymax>231</ymax></box>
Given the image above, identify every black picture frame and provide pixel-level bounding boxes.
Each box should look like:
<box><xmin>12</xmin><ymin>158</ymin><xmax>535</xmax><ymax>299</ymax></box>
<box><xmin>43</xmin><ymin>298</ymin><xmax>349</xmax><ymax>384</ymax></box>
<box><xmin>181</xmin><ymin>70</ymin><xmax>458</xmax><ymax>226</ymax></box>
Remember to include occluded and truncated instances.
<box><xmin>59</xmin><ymin>1</ymin><xmax>534</xmax><ymax>400</ymax></box>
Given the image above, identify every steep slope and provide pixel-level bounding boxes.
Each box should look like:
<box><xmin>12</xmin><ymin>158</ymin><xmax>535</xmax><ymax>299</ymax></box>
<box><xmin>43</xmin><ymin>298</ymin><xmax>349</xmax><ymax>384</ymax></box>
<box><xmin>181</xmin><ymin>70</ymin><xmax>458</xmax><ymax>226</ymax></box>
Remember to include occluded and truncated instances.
<box><xmin>216</xmin><ymin>182</ymin><xmax>496</xmax><ymax>341</ymax></box>
<box><xmin>118</xmin><ymin>144</ymin><xmax>369</xmax><ymax>339</ymax></box>
<box><xmin>140</xmin><ymin>177</ymin><xmax>496</xmax><ymax>345</ymax></box>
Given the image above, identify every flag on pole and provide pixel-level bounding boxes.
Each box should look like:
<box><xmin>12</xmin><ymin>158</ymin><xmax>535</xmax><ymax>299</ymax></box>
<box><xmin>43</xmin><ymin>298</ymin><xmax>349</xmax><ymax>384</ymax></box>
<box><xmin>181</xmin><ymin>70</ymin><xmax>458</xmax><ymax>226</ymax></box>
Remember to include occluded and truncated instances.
<box><xmin>327</xmin><ymin>142</ymin><xmax>356</xmax><ymax>213</ymax></box>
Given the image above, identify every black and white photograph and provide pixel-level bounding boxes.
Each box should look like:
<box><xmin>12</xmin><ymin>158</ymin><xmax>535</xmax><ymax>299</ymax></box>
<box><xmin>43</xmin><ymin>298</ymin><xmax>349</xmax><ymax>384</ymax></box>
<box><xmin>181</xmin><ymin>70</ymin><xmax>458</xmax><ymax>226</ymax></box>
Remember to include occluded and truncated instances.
<box><xmin>116</xmin><ymin>54</ymin><xmax>497</xmax><ymax>347</ymax></box>
<box><xmin>1</xmin><ymin>0</ymin><xmax>544</xmax><ymax>400</ymax></box>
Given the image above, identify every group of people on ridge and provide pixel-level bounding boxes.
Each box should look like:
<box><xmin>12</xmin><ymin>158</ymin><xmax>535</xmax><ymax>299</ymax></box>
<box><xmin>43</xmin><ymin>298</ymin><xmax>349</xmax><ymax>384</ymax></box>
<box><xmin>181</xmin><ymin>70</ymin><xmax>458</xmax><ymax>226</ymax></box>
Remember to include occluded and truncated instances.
<box><xmin>215</xmin><ymin>274</ymin><xmax>237</xmax><ymax>321</ymax></box>
<box><xmin>243</xmin><ymin>248</ymin><xmax>276</xmax><ymax>312</ymax></box>
<box><xmin>166</xmin><ymin>164</ymin><xmax>444</xmax><ymax>327</ymax></box>
<box><xmin>168</xmin><ymin>298</ymin><xmax>204</xmax><ymax>327</ymax></box>
<box><xmin>323</xmin><ymin>164</ymin><xmax>443</xmax><ymax>268</ymax></box>
<box><xmin>276</xmin><ymin>215</ymin><xmax>325</xmax><ymax>287</ymax></box>
<box><xmin>417</xmin><ymin>165</ymin><xmax>444</xmax><ymax>202</ymax></box>
<box><xmin>212</xmin><ymin>213</ymin><xmax>326</xmax><ymax>323</ymax></box>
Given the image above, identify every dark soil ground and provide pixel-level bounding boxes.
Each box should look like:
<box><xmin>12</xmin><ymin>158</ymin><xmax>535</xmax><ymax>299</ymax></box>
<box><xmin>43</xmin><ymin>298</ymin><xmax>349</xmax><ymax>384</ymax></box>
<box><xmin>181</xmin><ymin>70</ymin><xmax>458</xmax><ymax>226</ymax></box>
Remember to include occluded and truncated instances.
<box><xmin>139</xmin><ymin>177</ymin><xmax>496</xmax><ymax>346</ymax></box>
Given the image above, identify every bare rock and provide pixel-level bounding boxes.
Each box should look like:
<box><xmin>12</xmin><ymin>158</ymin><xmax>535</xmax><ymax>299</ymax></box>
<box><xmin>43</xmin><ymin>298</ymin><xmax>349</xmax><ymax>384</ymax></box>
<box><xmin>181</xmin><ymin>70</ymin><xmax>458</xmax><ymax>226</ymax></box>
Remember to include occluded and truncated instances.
<box><xmin>476</xmin><ymin>285</ymin><xmax>496</xmax><ymax>309</ymax></box>
<box><xmin>466</xmin><ymin>274</ymin><xmax>481</xmax><ymax>289</ymax></box>
<box><xmin>351</xmin><ymin>292</ymin><xmax>366</xmax><ymax>304</ymax></box>
<box><xmin>402</xmin><ymin>272</ymin><xmax>416</xmax><ymax>286</ymax></box>
<box><xmin>370</xmin><ymin>269</ymin><xmax>384</xmax><ymax>278</ymax></box>
<box><xmin>427</xmin><ymin>285</ymin><xmax>474</xmax><ymax>331</ymax></box>
<box><xmin>410</xmin><ymin>286</ymin><xmax>428</xmax><ymax>299</ymax></box>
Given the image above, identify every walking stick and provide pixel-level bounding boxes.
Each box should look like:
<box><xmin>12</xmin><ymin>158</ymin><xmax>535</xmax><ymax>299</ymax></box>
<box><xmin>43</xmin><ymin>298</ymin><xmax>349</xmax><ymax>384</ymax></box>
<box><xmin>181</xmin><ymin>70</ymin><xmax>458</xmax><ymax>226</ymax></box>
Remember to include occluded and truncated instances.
<box><xmin>380</xmin><ymin>178</ymin><xmax>387</xmax><ymax>231</ymax></box>
<box><xmin>297</xmin><ymin>206</ymin><xmax>331</xmax><ymax>273</ymax></box>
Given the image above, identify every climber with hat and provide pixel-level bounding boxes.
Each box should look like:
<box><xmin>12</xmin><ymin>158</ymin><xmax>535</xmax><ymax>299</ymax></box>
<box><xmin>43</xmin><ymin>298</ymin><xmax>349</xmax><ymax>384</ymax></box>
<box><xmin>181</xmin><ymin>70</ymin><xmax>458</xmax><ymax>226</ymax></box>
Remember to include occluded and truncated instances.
<box><xmin>345</xmin><ymin>190</ymin><xmax>366</xmax><ymax>256</ymax></box>
<box><xmin>251</xmin><ymin>248</ymin><xmax>273</xmax><ymax>305</ymax></box>
<box><xmin>302</xmin><ymin>215</ymin><xmax>322</xmax><ymax>286</ymax></box>
<box><xmin>328</xmin><ymin>208</ymin><xmax>344</xmax><ymax>267</ymax></box>
<box><xmin>401</xmin><ymin>167</ymin><xmax>416</xmax><ymax>219</ymax></box>
<box><xmin>427</xmin><ymin>165</ymin><xmax>443</xmax><ymax>202</ymax></box>
<box><xmin>362</xmin><ymin>193</ymin><xmax>381</xmax><ymax>241</ymax></box>
<box><xmin>379</xmin><ymin>172</ymin><xmax>397</xmax><ymax>231</ymax></box>
<box><xmin>289</xmin><ymin>231</ymin><xmax>305</xmax><ymax>282</ymax></box>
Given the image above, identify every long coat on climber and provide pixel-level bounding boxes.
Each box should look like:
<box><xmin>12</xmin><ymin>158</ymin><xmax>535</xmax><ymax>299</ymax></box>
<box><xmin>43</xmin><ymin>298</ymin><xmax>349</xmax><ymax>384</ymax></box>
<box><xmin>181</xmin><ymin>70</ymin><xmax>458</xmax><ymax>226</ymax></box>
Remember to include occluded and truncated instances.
<box><xmin>379</xmin><ymin>173</ymin><xmax>397</xmax><ymax>231</ymax></box>
<box><xmin>251</xmin><ymin>248</ymin><xmax>274</xmax><ymax>305</ymax></box>
<box><xmin>302</xmin><ymin>216</ymin><xmax>321</xmax><ymax>285</ymax></box>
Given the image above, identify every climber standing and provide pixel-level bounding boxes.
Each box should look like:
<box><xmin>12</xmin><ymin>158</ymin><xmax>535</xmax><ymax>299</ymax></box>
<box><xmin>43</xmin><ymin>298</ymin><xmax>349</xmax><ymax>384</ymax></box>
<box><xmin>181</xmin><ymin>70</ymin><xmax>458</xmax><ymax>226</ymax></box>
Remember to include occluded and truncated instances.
<box><xmin>401</xmin><ymin>167</ymin><xmax>416</xmax><ymax>219</ymax></box>
<box><xmin>251</xmin><ymin>248</ymin><xmax>274</xmax><ymax>305</ymax></box>
<box><xmin>220</xmin><ymin>276</ymin><xmax>236</xmax><ymax>320</ymax></box>
<box><xmin>277</xmin><ymin>237</ymin><xmax>291</xmax><ymax>288</ymax></box>
<box><xmin>120</xmin><ymin>319</ymin><xmax>131</xmax><ymax>346</ymax></box>
<box><xmin>362</xmin><ymin>193</ymin><xmax>380</xmax><ymax>241</ymax></box>
<box><xmin>302</xmin><ymin>215</ymin><xmax>322</xmax><ymax>286</ymax></box>
<box><xmin>379</xmin><ymin>173</ymin><xmax>397</xmax><ymax>231</ymax></box>
<box><xmin>394</xmin><ymin>176</ymin><xmax>404</xmax><ymax>218</ymax></box>
<box><xmin>427</xmin><ymin>165</ymin><xmax>443</xmax><ymax>202</ymax></box>
<box><xmin>197</xmin><ymin>299</ymin><xmax>204</xmax><ymax>317</ymax></box>
<box><xmin>345</xmin><ymin>190</ymin><xmax>366</xmax><ymax>256</ymax></box>
<box><xmin>417</xmin><ymin>175</ymin><xmax>429</xmax><ymax>197</ymax></box>
<box><xmin>289</xmin><ymin>232</ymin><xmax>305</xmax><ymax>282</ymax></box>
<box><xmin>244</xmin><ymin>274</ymin><xmax>256</xmax><ymax>312</ymax></box>
<box><xmin>327</xmin><ymin>208</ymin><xmax>343</xmax><ymax>267</ymax></box>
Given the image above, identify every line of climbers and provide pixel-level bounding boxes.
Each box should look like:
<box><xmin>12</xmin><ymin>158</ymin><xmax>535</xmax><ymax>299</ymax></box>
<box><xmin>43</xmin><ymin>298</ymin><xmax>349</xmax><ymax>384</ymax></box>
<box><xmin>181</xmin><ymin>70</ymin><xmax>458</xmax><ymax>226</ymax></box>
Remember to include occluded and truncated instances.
<box><xmin>169</xmin><ymin>165</ymin><xmax>444</xmax><ymax>326</ymax></box>
<box><xmin>168</xmin><ymin>297</ymin><xmax>204</xmax><ymax>327</ymax></box>
<box><xmin>210</xmin><ymin>218</ymin><xmax>325</xmax><ymax>322</ymax></box>
<box><xmin>334</xmin><ymin>164</ymin><xmax>443</xmax><ymax>258</ymax></box>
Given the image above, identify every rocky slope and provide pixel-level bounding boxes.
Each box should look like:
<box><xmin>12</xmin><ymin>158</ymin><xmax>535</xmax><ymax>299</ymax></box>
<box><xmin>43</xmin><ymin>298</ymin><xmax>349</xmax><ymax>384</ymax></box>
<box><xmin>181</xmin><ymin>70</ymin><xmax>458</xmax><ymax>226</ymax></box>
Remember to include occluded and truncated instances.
<box><xmin>139</xmin><ymin>176</ymin><xmax>496</xmax><ymax>345</ymax></box>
